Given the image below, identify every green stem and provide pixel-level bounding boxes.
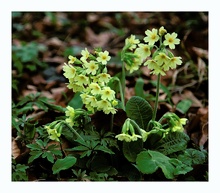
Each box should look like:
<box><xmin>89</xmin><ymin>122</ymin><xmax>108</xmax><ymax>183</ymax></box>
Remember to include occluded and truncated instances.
<box><xmin>65</xmin><ymin>122</ymin><xmax>85</xmax><ymax>141</ymax></box>
<box><xmin>130</xmin><ymin>119</ymin><xmax>143</xmax><ymax>135</ymax></box>
<box><xmin>152</xmin><ymin>74</ymin><xmax>161</xmax><ymax>121</ymax></box>
<box><xmin>110</xmin><ymin>113</ymin><xmax>114</xmax><ymax>132</ymax></box>
<box><xmin>121</xmin><ymin>62</ymin><xmax>126</xmax><ymax>108</ymax></box>
<box><xmin>115</xmin><ymin>77</ymin><xmax>125</xmax><ymax>111</ymax></box>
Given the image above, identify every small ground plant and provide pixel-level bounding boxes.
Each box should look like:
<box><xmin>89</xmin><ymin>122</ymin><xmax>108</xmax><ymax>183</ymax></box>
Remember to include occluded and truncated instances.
<box><xmin>12</xmin><ymin>26</ymin><xmax>208</xmax><ymax>181</ymax></box>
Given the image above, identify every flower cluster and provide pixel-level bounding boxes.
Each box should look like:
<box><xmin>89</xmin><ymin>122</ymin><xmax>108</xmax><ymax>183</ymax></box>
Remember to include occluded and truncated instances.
<box><xmin>115</xmin><ymin>118</ymin><xmax>142</xmax><ymax>142</ymax></box>
<box><xmin>163</xmin><ymin>112</ymin><xmax>188</xmax><ymax>132</ymax></box>
<box><xmin>45</xmin><ymin>121</ymin><xmax>63</xmax><ymax>142</ymax></box>
<box><xmin>63</xmin><ymin>48</ymin><xmax>118</xmax><ymax>114</ymax></box>
<box><xmin>121</xmin><ymin>26</ymin><xmax>182</xmax><ymax>75</ymax></box>
<box><xmin>65</xmin><ymin>106</ymin><xmax>88</xmax><ymax>127</ymax></box>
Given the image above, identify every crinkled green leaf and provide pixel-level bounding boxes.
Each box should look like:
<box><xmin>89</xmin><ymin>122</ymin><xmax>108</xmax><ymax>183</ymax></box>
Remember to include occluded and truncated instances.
<box><xmin>126</xmin><ymin>96</ymin><xmax>153</xmax><ymax>131</ymax></box>
<box><xmin>177</xmin><ymin>148</ymin><xmax>207</xmax><ymax>166</ymax></box>
<box><xmin>154</xmin><ymin>132</ymin><xmax>190</xmax><ymax>155</ymax></box>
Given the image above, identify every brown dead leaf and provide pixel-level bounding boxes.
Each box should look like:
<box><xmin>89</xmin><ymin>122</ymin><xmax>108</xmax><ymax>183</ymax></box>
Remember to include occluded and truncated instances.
<box><xmin>197</xmin><ymin>57</ymin><xmax>207</xmax><ymax>84</ymax></box>
<box><xmin>12</xmin><ymin>137</ymin><xmax>21</xmax><ymax>159</ymax></box>
<box><xmin>51</xmin><ymin>86</ymin><xmax>67</xmax><ymax>105</ymax></box>
<box><xmin>199</xmin><ymin>111</ymin><xmax>208</xmax><ymax>147</ymax></box>
<box><xmin>192</xmin><ymin>47</ymin><xmax>208</xmax><ymax>59</ymax></box>
<box><xmin>172</xmin><ymin>90</ymin><xmax>203</xmax><ymax>107</ymax></box>
<box><xmin>22</xmin><ymin>85</ymin><xmax>37</xmax><ymax>97</ymax></box>
<box><xmin>43</xmin><ymin>56</ymin><xmax>65</xmax><ymax>64</ymax></box>
<box><xmin>185</xmin><ymin>107</ymin><xmax>208</xmax><ymax>149</ymax></box>
<box><xmin>31</xmin><ymin>74</ymin><xmax>46</xmax><ymax>85</ymax></box>
<box><xmin>26</xmin><ymin>111</ymin><xmax>46</xmax><ymax>122</ymax></box>
<box><xmin>125</xmin><ymin>87</ymin><xmax>135</xmax><ymax>101</ymax></box>
<box><xmin>182</xmin><ymin>90</ymin><xmax>203</xmax><ymax>107</ymax></box>
<box><xmin>45</xmin><ymin>37</ymin><xmax>64</xmax><ymax>48</ymax></box>
<box><xmin>85</xmin><ymin>27</ymin><xmax>114</xmax><ymax>48</ymax></box>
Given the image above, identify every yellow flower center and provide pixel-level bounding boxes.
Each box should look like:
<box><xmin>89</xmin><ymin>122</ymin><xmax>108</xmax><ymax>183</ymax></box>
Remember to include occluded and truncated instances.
<box><xmin>102</xmin><ymin>55</ymin><xmax>107</xmax><ymax>60</ymax></box>
<box><xmin>151</xmin><ymin>34</ymin><xmax>156</xmax><ymax>40</ymax></box>
<box><xmin>168</xmin><ymin>38</ymin><xmax>174</xmax><ymax>43</ymax></box>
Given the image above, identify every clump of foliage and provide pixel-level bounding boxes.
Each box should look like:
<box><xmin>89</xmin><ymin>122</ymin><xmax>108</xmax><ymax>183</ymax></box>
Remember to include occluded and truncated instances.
<box><xmin>12</xmin><ymin>26</ymin><xmax>208</xmax><ymax>181</ymax></box>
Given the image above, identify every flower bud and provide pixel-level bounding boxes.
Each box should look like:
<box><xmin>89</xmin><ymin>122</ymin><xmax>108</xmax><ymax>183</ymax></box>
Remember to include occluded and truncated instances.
<box><xmin>159</xmin><ymin>26</ymin><xmax>167</xmax><ymax>36</ymax></box>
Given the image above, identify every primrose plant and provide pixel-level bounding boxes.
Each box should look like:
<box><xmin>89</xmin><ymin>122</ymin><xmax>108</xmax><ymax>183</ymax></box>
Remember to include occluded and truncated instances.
<box><xmin>42</xmin><ymin>26</ymin><xmax>207</xmax><ymax>180</ymax></box>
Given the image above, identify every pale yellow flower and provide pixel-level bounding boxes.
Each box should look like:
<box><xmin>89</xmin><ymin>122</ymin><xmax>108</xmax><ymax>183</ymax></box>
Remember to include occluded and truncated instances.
<box><xmin>115</xmin><ymin>133</ymin><xmax>132</xmax><ymax>142</ymax></box>
<box><xmin>135</xmin><ymin>43</ymin><xmax>151</xmax><ymax>62</ymax></box>
<box><xmin>97</xmin><ymin>99</ymin><xmax>111</xmax><ymax>111</ymax></box>
<box><xmin>84</xmin><ymin>60</ymin><xmax>99</xmax><ymax>75</ymax></box>
<box><xmin>125</xmin><ymin>35</ymin><xmax>140</xmax><ymax>50</ymax></box>
<box><xmin>167</xmin><ymin>56</ymin><xmax>182</xmax><ymax>69</ymax></box>
<box><xmin>68</xmin><ymin>55</ymin><xmax>77</xmax><ymax>64</ymax></box>
<box><xmin>103</xmin><ymin>107</ymin><xmax>117</xmax><ymax>114</ymax></box>
<box><xmin>100</xmin><ymin>87</ymin><xmax>115</xmax><ymax>100</ymax></box>
<box><xmin>65</xmin><ymin>106</ymin><xmax>75</xmax><ymax>118</ymax></box>
<box><xmin>80</xmin><ymin>48</ymin><xmax>90</xmax><ymax>62</ymax></box>
<box><xmin>63</xmin><ymin>63</ymin><xmax>76</xmax><ymax>79</ymax></box>
<box><xmin>67</xmin><ymin>82</ymin><xmax>84</xmax><ymax>92</ymax></box>
<box><xmin>96</xmin><ymin>73</ymin><xmax>111</xmax><ymax>84</ymax></box>
<box><xmin>86</xmin><ymin>95</ymin><xmax>98</xmax><ymax>107</ymax></box>
<box><xmin>89</xmin><ymin>82</ymin><xmax>101</xmax><ymax>95</ymax></box>
<box><xmin>97</xmin><ymin>51</ymin><xmax>111</xmax><ymax>65</ymax></box>
<box><xmin>154</xmin><ymin>52</ymin><xmax>170</xmax><ymax>66</ymax></box>
<box><xmin>144</xmin><ymin>59</ymin><xmax>166</xmax><ymax>76</ymax></box>
<box><xmin>144</xmin><ymin>28</ymin><xmax>159</xmax><ymax>45</ymax></box>
<box><xmin>130</xmin><ymin>134</ymin><xmax>142</xmax><ymax>141</ymax></box>
<box><xmin>75</xmin><ymin>74</ymin><xmax>89</xmax><ymax>86</ymax></box>
<box><xmin>163</xmin><ymin>32</ymin><xmax>180</xmax><ymax>49</ymax></box>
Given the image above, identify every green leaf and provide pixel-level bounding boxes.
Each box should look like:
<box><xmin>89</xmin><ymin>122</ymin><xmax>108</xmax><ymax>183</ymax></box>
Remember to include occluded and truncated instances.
<box><xmin>90</xmin><ymin>155</ymin><xmax>111</xmax><ymax>173</ymax></box>
<box><xmin>52</xmin><ymin>155</ymin><xmax>77</xmax><ymax>174</ymax></box>
<box><xmin>36</xmin><ymin>139</ymin><xmax>46</xmax><ymax>148</ymax></box>
<box><xmin>136</xmin><ymin>150</ymin><xmax>175</xmax><ymax>179</ymax></box>
<box><xmin>121</xmin><ymin>163</ymin><xmax>142</xmax><ymax>181</ymax></box>
<box><xmin>50</xmin><ymin>149</ymin><xmax>63</xmax><ymax>156</ymax></box>
<box><xmin>28</xmin><ymin>151</ymin><xmax>42</xmax><ymax>163</ymax></box>
<box><xmin>126</xmin><ymin>96</ymin><xmax>153</xmax><ymax>131</ymax></box>
<box><xmin>26</xmin><ymin>143</ymin><xmax>41</xmax><ymax>151</ymax></box>
<box><xmin>34</xmin><ymin>101</ymin><xmax>49</xmax><ymax>111</ymax></box>
<box><xmin>24</xmin><ymin>122</ymin><xmax>36</xmax><ymax>140</ymax></box>
<box><xmin>45</xmin><ymin>102</ymin><xmax>66</xmax><ymax>112</ymax></box>
<box><xmin>68</xmin><ymin>92</ymin><xmax>83</xmax><ymax>109</ymax></box>
<box><xmin>134</xmin><ymin>77</ymin><xmax>145</xmax><ymax>98</ymax></box>
<box><xmin>170</xmin><ymin>158</ymin><xmax>193</xmax><ymax>175</ymax></box>
<box><xmin>42</xmin><ymin>152</ymin><xmax>55</xmax><ymax>163</ymax></box>
<box><xmin>80</xmin><ymin>150</ymin><xmax>92</xmax><ymax>158</ymax></box>
<box><xmin>154</xmin><ymin>132</ymin><xmax>190</xmax><ymax>155</ymax></box>
<box><xmin>94</xmin><ymin>145</ymin><xmax>115</xmax><ymax>154</ymax></box>
<box><xmin>61</xmin><ymin>125</ymin><xmax>78</xmax><ymax>143</ymax></box>
<box><xmin>122</xmin><ymin>139</ymin><xmax>143</xmax><ymax>162</ymax></box>
<box><xmin>15</xmin><ymin>164</ymin><xmax>29</xmax><ymax>172</ymax></box>
<box><xmin>177</xmin><ymin>148</ymin><xmax>207</xmax><ymax>166</ymax></box>
<box><xmin>71</xmin><ymin>146</ymin><xmax>89</xmax><ymax>151</ymax></box>
<box><xmin>176</xmin><ymin>99</ymin><xmax>192</xmax><ymax>114</ymax></box>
